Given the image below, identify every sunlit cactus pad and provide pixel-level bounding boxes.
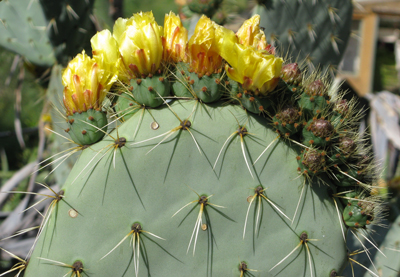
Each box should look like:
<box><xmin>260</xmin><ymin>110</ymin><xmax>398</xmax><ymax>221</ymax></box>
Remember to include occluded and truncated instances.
<box><xmin>25</xmin><ymin>100</ymin><xmax>347</xmax><ymax>276</ymax></box>
<box><xmin>18</xmin><ymin>10</ymin><xmax>385</xmax><ymax>277</ymax></box>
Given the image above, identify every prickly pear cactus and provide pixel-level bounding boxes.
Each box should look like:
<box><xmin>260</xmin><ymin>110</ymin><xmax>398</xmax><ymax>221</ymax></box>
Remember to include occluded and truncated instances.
<box><xmin>0</xmin><ymin>0</ymin><xmax>96</xmax><ymax>67</ymax></box>
<box><xmin>0</xmin><ymin>0</ymin><xmax>55</xmax><ymax>66</ymax></box>
<box><xmin>180</xmin><ymin>0</ymin><xmax>247</xmax><ymax>33</ymax></box>
<box><xmin>254</xmin><ymin>0</ymin><xmax>353</xmax><ymax>74</ymax></box>
<box><xmin>39</xmin><ymin>0</ymin><xmax>96</xmax><ymax>65</ymax></box>
<box><xmin>18</xmin><ymin>11</ymin><xmax>384</xmax><ymax>277</ymax></box>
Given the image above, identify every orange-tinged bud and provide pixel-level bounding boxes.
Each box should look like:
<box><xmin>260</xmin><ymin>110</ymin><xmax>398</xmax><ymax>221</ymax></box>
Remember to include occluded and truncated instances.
<box><xmin>114</xmin><ymin>11</ymin><xmax>163</xmax><ymax>80</ymax></box>
<box><xmin>188</xmin><ymin>15</ymin><xmax>224</xmax><ymax>76</ymax></box>
<box><xmin>62</xmin><ymin>51</ymin><xmax>114</xmax><ymax>115</ymax></box>
<box><xmin>163</xmin><ymin>12</ymin><xmax>188</xmax><ymax>63</ymax></box>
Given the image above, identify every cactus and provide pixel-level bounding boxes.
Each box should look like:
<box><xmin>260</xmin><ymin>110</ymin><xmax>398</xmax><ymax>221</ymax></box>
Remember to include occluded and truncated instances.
<box><xmin>39</xmin><ymin>0</ymin><xmax>96</xmax><ymax>65</ymax></box>
<box><xmin>5</xmin><ymin>11</ymin><xmax>385</xmax><ymax>277</ymax></box>
<box><xmin>253</xmin><ymin>0</ymin><xmax>353</xmax><ymax>74</ymax></box>
<box><xmin>0</xmin><ymin>0</ymin><xmax>55</xmax><ymax>67</ymax></box>
<box><xmin>0</xmin><ymin>0</ymin><xmax>97</xmax><ymax>67</ymax></box>
<box><xmin>179</xmin><ymin>0</ymin><xmax>247</xmax><ymax>35</ymax></box>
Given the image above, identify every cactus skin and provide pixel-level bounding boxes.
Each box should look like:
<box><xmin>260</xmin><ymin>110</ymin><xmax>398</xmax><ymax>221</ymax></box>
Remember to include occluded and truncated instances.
<box><xmin>130</xmin><ymin>75</ymin><xmax>171</xmax><ymax>108</ymax></box>
<box><xmin>187</xmin><ymin>0</ymin><xmax>221</xmax><ymax>17</ymax></box>
<box><xmin>114</xmin><ymin>92</ymin><xmax>141</xmax><ymax>121</ymax></box>
<box><xmin>0</xmin><ymin>0</ymin><xmax>96</xmax><ymax>67</ymax></box>
<box><xmin>173</xmin><ymin>65</ymin><xmax>224</xmax><ymax>103</ymax></box>
<box><xmin>0</xmin><ymin>0</ymin><xmax>55</xmax><ymax>66</ymax></box>
<box><xmin>39</xmin><ymin>0</ymin><xmax>97</xmax><ymax>66</ymax></box>
<box><xmin>254</xmin><ymin>0</ymin><xmax>353</xmax><ymax>73</ymax></box>
<box><xmin>66</xmin><ymin>110</ymin><xmax>107</xmax><ymax>146</ymax></box>
<box><xmin>24</xmin><ymin>100</ymin><xmax>348</xmax><ymax>276</ymax></box>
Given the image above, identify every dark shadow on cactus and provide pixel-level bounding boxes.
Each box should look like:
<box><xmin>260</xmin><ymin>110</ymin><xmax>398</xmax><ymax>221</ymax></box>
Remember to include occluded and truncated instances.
<box><xmin>143</xmin><ymin>234</ymin><xmax>183</xmax><ymax>264</ymax></box>
<box><xmin>310</xmin><ymin>182</ymin><xmax>316</xmax><ymax>221</ymax></box>
<box><xmin>244</xmin><ymin>271</ymin><xmax>256</xmax><ymax>277</ymax></box>
<box><xmin>189</xmin><ymin>127</ymin><xmax>219</xmax><ymax>177</ymax></box>
<box><xmin>308</xmin><ymin>243</ymin><xmax>318</xmax><ymax>276</ymax></box>
<box><xmin>383</xmin><ymin>265</ymin><xmax>399</xmax><ymax>274</ymax></box>
<box><xmin>203</xmin><ymin>209</ymin><xmax>216</xmax><ymax>277</ymax></box>
<box><xmin>131</xmin><ymin>233</ymin><xmax>184</xmax><ymax>277</ymax></box>
<box><xmin>38</xmin><ymin>197</ymin><xmax>64</xmax><ymax>260</ymax></box>
<box><xmin>251</xmin><ymin>198</ymin><xmax>264</xmax><ymax>253</ymax></box>
<box><xmin>139</xmin><ymin>239</ymin><xmax>151</xmax><ymax>276</ymax></box>
<box><xmin>208</xmin><ymin>205</ymin><xmax>235</xmax><ymax>223</ymax></box>
<box><xmin>45</xmin><ymin>202</ymin><xmax>59</xmax><ymax>255</ymax></box>
<box><xmin>190</xmin><ymin>127</ymin><xmax>217</xmax><ymax>144</ymax></box>
<box><xmin>101</xmin><ymin>153</ymin><xmax>113</xmax><ymax>205</ymax></box>
<box><xmin>258</xmin><ymin>139</ymin><xmax>280</xmax><ymax>175</ymax></box>
<box><xmin>193</xmin><ymin>101</ymin><xmax>215</xmax><ymax>122</ymax></box>
<box><xmin>119</xmin><ymin>148</ymin><xmax>145</xmax><ymax>209</ymax></box>
<box><xmin>78</xmin><ymin>146</ymin><xmax>113</xmax><ymax>197</ymax></box>
<box><xmin>303</xmin><ymin>246</ymin><xmax>307</xmax><ymax>277</ymax></box>
<box><xmin>242</xmin><ymin>137</ymin><xmax>261</xmax><ymax>183</ymax></box>
<box><xmin>249</xmin><ymin>194</ymin><xmax>291</xmax><ymax>251</ymax></box>
<box><xmin>177</xmin><ymin>204</ymin><xmax>198</xmax><ymax>227</ymax></box>
<box><xmin>273</xmin><ymin>247</ymin><xmax>303</xmax><ymax>276</ymax></box>
<box><xmin>121</xmin><ymin>249</ymin><xmax>134</xmax><ymax>277</ymax></box>
<box><xmin>213</xmin><ymin>134</ymin><xmax>236</xmax><ymax>178</ymax></box>
<box><xmin>243</xmin><ymin>133</ymin><xmax>265</xmax><ymax>147</ymax></box>
<box><xmin>163</xmin><ymin>130</ymin><xmax>181</xmax><ymax>183</ymax></box>
<box><xmin>307</xmin><ymin>241</ymin><xmax>333</xmax><ymax>260</ymax></box>
<box><xmin>293</xmin><ymin>183</ymin><xmax>308</xmax><ymax>230</ymax></box>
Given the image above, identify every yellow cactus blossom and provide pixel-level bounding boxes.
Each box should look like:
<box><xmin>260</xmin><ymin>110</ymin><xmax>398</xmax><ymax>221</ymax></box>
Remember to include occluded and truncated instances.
<box><xmin>91</xmin><ymin>29</ymin><xmax>121</xmax><ymax>79</ymax></box>
<box><xmin>62</xmin><ymin>51</ymin><xmax>116</xmax><ymax>115</ymax></box>
<box><xmin>236</xmin><ymin>15</ymin><xmax>268</xmax><ymax>50</ymax></box>
<box><xmin>223</xmin><ymin>43</ymin><xmax>283</xmax><ymax>94</ymax></box>
<box><xmin>113</xmin><ymin>11</ymin><xmax>163</xmax><ymax>80</ymax></box>
<box><xmin>162</xmin><ymin>12</ymin><xmax>188</xmax><ymax>63</ymax></box>
<box><xmin>188</xmin><ymin>15</ymin><xmax>225</xmax><ymax>76</ymax></box>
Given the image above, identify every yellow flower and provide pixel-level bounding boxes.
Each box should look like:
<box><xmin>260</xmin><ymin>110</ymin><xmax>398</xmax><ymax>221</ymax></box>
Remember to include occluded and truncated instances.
<box><xmin>223</xmin><ymin>43</ymin><xmax>283</xmax><ymax>94</ymax></box>
<box><xmin>62</xmin><ymin>51</ymin><xmax>115</xmax><ymax>115</ymax></box>
<box><xmin>91</xmin><ymin>29</ymin><xmax>121</xmax><ymax>80</ymax></box>
<box><xmin>188</xmin><ymin>15</ymin><xmax>224</xmax><ymax>76</ymax></box>
<box><xmin>162</xmin><ymin>12</ymin><xmax>188</xmax><ymax>63</ymax></box>
<box><xmin>113</xmin><ymin>11</ymin><xmax>163</xmax><ymax>80</ymax></box>
<box><xmin>236</xmin><ymin>15</ymin><xmax>267</xmax><ymax>50</ymax></box>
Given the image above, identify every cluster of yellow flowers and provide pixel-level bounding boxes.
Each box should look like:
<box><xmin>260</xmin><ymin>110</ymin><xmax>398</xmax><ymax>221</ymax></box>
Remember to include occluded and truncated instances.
<box><xmin>62</xmin><ymin>11</ymin><xmax>283</xmax><ymax>115</ymax></box>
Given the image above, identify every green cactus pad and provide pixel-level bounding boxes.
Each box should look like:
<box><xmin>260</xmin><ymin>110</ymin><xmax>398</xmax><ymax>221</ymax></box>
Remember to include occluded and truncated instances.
<box><xmin>272</xmin><ymin>105</ymin><xmax>302</xmax><ymax>137</ymax></box>
<box><xmin>0</xmin><ymin>0</ymin><xmax>55</xmax><ymax>66</ymax></box>
<box><xmin>302</xmin><ymin>118</ymin><xmax>335</xmax><ymax>147</ymax></box>
<box><xmin>130</xmin><ymin>74</ymin><xmax>171</xmax><ymax>108</ymax></box>
<box><xmin>328</xmin><ymin>136</ymin><xmax>356</xmax><ymax>165</ymax></box>
<box><xmin>298</xmin><ymin>93</ymin><xmax>329</xmax><ymax>116</ymax></box>
<box><xmin>229</xmin><ymin>79</ymin><xmax>270</xmax><ymax>114</ymax></box>
<box><xmin>187</xmin><ymin>0</ymin><xmax>220</xmax><ymax>17</ymax></box>
<box><xmin>173</xmin><ymin>68</ymin><xmax>224</xmax><ymax>103</ymax></box>
<box><xmin>297</xmin><ymin>148</ymin><xmax>327</xmax><ymax>177</ymax></box>
<box><xmin>336</xmin><ymin>188</ymin><xmax>362</xmax><ymax>206</ymax></box>
<box><xmin>254</xmin><ymin>0</ymin><xmax>353</xmax><ymax>73</ymax></box>
<box><xmin>114</xmin><ymin>92</ymin><xmax>141</xmax><ymax>121</ymax></box>
<box><xmin>333</xmin><ymin>165</ymin><xmax>363</xmax><ymax>187</ymax></box>
<box><xmin>211</xmin><ymin>9</ymin><xmax>227</xmax><ymax>25</ymax></box>
<box><xmin>39</xmin><ymin>0</ymin><xmax>97</xmax><ymax>65</ymax></box>
<box><xmin>343</xmin><ymin>201</ymin><xmax>373</xmax><ymax>228</ymax></box>
<box><xmin>66</xmin><ymin>109</ymin><xmax>107</xmax><ymax>145</ymax></box>
<box><xmin>25</xmin><ymin>100</ymin><xmax>347</xmax><ymax>276</ymax></box>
